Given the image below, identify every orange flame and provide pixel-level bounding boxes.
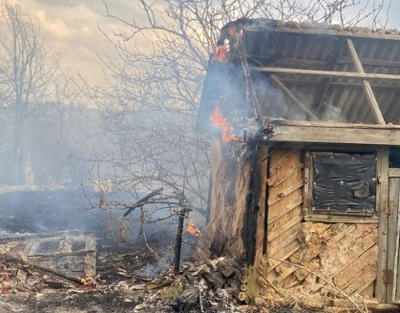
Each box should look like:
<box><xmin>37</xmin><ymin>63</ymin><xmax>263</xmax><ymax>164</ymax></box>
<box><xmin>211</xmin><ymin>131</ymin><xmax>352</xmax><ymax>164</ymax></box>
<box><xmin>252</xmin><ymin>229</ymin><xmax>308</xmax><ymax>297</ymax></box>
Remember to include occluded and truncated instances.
<box><xmin>2</xmin><ymin>264</ymin><xmax>9</xmax><ymax>281</ymax></box>
<box><xmin>77</xmin><ymin>275</ymin><xmax>97</xmax><ymax>289</ymax></box>
<box><xmin>228</xmin><ymin>27</ymin><xmax>244</xmax><ymax>37</ymax></box>
<box><xmin>212</xmin><ymin>45</ymin><xmax>229</xmax><ymax>62</ymax></box>
<box><xmin>1</xmin><ymin>264</ymin><xmax>9</xmax><ymax>294</ymax></box>
<box><xmin>186</xmin><ymin>220</ymin><xmax>200</xmax><ymax>237</ymax></box>
<box><xmin>210</xmin><ymin>104</ymin><xmax>238</xmax><ymax>142</ymax></box>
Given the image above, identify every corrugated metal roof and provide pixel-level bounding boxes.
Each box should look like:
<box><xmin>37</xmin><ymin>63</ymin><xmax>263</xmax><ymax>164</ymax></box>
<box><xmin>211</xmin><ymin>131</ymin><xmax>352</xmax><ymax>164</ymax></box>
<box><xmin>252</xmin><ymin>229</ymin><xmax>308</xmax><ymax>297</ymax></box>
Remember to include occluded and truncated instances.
<box><xmin>198</xmin><ymin>18</ymin><xmax>400</xmax><ymax>128</ymax></box>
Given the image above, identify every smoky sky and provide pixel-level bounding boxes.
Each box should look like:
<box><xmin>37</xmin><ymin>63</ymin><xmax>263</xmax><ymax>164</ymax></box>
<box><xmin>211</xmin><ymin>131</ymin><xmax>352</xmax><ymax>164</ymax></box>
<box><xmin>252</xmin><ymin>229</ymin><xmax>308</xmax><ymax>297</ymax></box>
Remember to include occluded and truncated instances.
<box><xmin>387</xmin><ymin>1</ymin><xmax>400</xmax><ymax>29</ymax></box>
<box><xmin>35</xmin><ymin>0</ymin><xmax>81</xmax><ymax>6</ymax></box>
<box><xmin>34</xmin><ymin>0</ymin><xmax>141</xmax><ymax>21</ymax></box>
<box><xmin>12</xmin><ymin>0</ymin><xmax>400</xmax><ymax>85</ymax></box>
<box><xmin>12</xmin><ymin>0</ymin><xmax>143</xmax><ymax>84</ymax></box>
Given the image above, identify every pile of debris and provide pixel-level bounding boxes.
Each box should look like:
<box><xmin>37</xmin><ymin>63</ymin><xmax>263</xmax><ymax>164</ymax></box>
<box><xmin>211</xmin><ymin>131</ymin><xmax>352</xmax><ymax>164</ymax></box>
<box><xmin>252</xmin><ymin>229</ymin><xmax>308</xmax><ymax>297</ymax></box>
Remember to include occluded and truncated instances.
<box><xmin>0</xmin><ymin>231</ymin><xmax>97</xmax><ymax>294</ymax></box>
<box><xmin>0</xmin><ymin>229</ymin><xmax>321</xmax><ymax>313</ymax></box>
<box><xmin>132</xmin><ymin>257</ymin><xmax>248</xmax><ymax>312</ymax></box>
<box><xmin>0</xmin><ymin>232</ymin><xmax>250</xmax><ymax>312</ymax></box>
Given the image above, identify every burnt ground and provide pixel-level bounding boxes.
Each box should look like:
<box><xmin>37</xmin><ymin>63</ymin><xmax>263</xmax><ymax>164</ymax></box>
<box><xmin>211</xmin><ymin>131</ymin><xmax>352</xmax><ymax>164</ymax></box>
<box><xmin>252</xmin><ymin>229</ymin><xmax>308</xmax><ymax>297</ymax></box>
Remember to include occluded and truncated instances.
<box><xmin>0</xmin><ymin>234</ymin><xmax>311</xmax><ymax>313</ymax></box>
<box><xmin>0</xmin><ymin>235</ymin><xmax>324</xmax><ymax>313</ymax></box>
<box><xmin>0</xmin><ymin>189</ymin><xmax>316</xmax><ymax>313</ymax></box>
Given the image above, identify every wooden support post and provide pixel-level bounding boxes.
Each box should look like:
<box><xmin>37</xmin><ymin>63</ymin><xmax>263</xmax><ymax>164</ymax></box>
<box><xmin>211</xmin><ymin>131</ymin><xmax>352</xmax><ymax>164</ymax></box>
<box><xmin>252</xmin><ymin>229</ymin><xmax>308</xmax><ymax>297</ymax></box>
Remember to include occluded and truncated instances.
<box><xmin>236</xmin><ymin>36</ymin><xmax>263</xmax><ymax>120</ymax></box>
<box><xmin>376</xmin><ymin>148</ymin><xmax>390</xmax><ymax>302</ymax></box>
<box><xmin>269</xmin><ymin>75</ymin><xmax>319</xmax><ymax>121</ymax></box>
<box><xmin>346</xmin><ymin>39</ymin><xmax>385</xmax><ymax>124</ymax></box>
<box><xmin>247</xmin><ymin>146</ymin><xmax>269</xmax><ymax>300</ymax></box>
<box><xmin>174</xmin><ymin>208</ymin><xmax>189</xmax><ymax>273</ymax></box>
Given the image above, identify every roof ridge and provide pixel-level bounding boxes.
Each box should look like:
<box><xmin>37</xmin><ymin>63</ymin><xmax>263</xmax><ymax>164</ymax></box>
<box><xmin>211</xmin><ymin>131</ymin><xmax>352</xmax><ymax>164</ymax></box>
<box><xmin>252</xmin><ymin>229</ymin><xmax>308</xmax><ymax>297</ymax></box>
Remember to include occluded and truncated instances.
<box><xmin>222</xmin><ymin>18</ymin><xmax>400</xmax><ymax>37</ymax></box>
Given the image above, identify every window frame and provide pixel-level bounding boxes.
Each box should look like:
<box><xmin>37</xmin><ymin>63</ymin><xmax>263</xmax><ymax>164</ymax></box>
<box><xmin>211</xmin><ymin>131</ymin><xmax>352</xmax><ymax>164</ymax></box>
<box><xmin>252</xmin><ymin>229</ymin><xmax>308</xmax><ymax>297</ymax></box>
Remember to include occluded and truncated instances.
<box><xmin>303</xmin><ymin>150</ymin><xmax>379</xmax><ymax>223</ymax></box>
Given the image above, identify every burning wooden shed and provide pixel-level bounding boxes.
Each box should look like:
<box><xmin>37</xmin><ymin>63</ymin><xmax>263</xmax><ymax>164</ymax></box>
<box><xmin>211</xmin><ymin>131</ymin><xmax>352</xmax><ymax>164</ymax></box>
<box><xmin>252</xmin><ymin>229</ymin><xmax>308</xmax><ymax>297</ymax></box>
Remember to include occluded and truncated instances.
<box><xmin>197</xmin><ymin>18</ymin><xmax>400</xmax><ymax>310</ymax></box>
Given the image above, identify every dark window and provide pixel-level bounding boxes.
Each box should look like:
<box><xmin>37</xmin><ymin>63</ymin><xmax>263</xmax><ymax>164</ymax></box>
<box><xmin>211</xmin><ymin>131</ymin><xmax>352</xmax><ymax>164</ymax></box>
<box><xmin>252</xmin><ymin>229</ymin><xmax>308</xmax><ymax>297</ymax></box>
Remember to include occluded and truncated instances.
<box><xmin>390</xmin><ymin>147</ymin><xmax>400</xmax><ymax>168</ymax></box>
<box><xmin>312</xmin><ymin>153</ymin><xmax>376</xmax><ymax>215</ymax></box>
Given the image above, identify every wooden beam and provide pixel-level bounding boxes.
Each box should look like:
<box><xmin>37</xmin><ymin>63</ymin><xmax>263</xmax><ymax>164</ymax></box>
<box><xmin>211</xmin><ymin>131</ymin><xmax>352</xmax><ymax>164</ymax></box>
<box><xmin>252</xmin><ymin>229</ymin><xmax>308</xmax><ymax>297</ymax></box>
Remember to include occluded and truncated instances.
<box><xmin>277</xmin><ymin>78</ymin><xmax>400</xmax><ymax>89</ymax></box>
<box><xmin>269</xmin><ymin>75</ymin><xmax>319</xmax><ymax>121</ymax></box>
<box><xmin>338</xmin><ymin>56</ymin><xmax>400</xmax><ymax>69</ymax></box>
<box><xmin>346</xmin><ymin>38</ymin><xmax>385</xmax><ymax>124</ymax></box>
<box><xmin>252</xmin><ymin>67</ymin><xmax>400</xmax><ymax>82</ymax></box>
<box><xmin>312</xmin><ymin>39</ymin><xmax>345</xmax><ymax>112</ymax></box>
<box><xmin>246</xmin><ymin>27</ymin><xmax>400</xmax><ymax>42</ymax></box>
<box><xmin>265</xmin><ymin>120</ymin><xmax>400</xmax><ymax>146</ymax></box>
<box><xmin>257</xmin><ymin>56</ymin><xmax>400</xmax><ymax>70</ymax></box>
<box><xmin>304</xmin><ymin>214</ymin><xmax>379</xmax><ymax>224</ymax></box>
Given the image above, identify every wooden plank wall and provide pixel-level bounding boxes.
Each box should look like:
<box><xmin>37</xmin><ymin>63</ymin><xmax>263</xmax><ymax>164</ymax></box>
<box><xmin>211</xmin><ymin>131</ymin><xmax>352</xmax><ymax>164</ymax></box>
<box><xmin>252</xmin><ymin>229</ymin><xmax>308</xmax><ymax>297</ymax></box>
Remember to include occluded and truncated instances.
<box><xmin>261</xmin><ymin>149</ymin><xmax>304</xmax><ymax>288</ymax></box>
<box><xmin>256</xmin><ymin>149</ymin><xmax>379</xmax><ymax>304</ymax></box>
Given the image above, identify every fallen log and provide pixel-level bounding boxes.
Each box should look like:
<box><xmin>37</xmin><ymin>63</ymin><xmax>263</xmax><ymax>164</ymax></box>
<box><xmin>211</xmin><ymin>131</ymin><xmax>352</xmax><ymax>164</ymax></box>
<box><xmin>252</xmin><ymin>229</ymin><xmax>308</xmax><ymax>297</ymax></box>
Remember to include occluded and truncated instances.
<box><xmin>2</xmin><ymin>254</ymin><xmax>89</xmax><ymax>287</ymax></box>
<box><xmin>43</xmin><ymin>279</ymin><xmax>70</xmax><ymax>289</ymax></box>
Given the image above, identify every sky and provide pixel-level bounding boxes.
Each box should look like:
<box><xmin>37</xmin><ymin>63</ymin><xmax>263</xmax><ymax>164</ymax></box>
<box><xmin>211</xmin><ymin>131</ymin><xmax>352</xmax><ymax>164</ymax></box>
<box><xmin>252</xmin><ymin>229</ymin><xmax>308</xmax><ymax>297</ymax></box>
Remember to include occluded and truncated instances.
<box><xmin>10</xmin><ymin>0</ymin><xmax>400</xmax><ymax>86</ymax></box>
<box><xmin>13</xmin><ymin>0</ymin><xmax>140</xmax><ymax>85</ymax></box>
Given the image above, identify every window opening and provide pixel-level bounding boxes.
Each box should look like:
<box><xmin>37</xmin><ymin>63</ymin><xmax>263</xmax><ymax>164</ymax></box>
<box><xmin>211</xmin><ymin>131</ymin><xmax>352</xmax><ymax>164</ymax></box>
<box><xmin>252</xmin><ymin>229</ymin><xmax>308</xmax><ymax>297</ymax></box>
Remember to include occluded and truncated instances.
<box><xmin>311</xmin><ymin>152</ymin><xmax>376</xmax><ymax>215</ymax></box>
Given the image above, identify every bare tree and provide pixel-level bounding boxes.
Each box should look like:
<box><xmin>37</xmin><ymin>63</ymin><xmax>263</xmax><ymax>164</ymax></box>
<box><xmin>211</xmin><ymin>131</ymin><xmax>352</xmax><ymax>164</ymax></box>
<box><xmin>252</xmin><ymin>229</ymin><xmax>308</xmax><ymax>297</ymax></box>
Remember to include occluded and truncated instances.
<box><xmin>0</xmin><ymin>1</ymin><xmax>59</xmax><ymax>185</ymax></box>
<box><xmin>86</xmin><ymin>0</ymin><xmax>393</xmax><ymax>228</ymax></box>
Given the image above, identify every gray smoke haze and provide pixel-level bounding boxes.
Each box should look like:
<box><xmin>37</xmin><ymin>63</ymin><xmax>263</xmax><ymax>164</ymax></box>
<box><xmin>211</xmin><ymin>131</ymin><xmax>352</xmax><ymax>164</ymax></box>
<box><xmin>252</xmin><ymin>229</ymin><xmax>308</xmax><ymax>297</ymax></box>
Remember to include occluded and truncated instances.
<box><xmin>14</xmin><ymin>0</ymin><xmax>400</xmax><ymax>85</ymax></box>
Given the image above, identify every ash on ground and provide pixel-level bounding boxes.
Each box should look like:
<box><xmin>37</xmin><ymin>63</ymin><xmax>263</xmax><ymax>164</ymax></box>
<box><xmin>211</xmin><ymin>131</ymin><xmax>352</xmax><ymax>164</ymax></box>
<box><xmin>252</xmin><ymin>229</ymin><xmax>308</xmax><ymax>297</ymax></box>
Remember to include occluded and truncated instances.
<box><xmin>0</xmin><ymin>233</ymin><xmax>317</xmax><ymax>313</ymax></box>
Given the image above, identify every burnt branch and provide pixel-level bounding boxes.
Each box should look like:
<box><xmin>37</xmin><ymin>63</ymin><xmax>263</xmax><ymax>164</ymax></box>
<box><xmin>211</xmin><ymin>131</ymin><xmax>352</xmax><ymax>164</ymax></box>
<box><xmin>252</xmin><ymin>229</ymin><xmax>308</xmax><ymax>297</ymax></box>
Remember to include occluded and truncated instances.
<box><xmin>123</xmin><ymin>187</ymin><xmax>164</xmax><ymax>217</ymax></box>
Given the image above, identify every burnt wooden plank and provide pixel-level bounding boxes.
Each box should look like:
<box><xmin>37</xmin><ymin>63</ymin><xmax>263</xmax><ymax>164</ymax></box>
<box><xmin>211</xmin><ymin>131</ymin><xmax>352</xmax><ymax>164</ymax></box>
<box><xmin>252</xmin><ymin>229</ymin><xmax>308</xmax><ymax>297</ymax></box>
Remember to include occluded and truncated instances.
<box><xmin>255</xmin><ymin>146</ymin><xmax>268</xmax><ymax>260</ymax></box>
<box><xmin>247</xmin><ymin>146</ymin><xmax>269</xmax><ymax>300</ymax></box>
<box><xmin>207</xmin><ymin>138</ymin><xmax>253</xmax><ymax>258</ymax></box>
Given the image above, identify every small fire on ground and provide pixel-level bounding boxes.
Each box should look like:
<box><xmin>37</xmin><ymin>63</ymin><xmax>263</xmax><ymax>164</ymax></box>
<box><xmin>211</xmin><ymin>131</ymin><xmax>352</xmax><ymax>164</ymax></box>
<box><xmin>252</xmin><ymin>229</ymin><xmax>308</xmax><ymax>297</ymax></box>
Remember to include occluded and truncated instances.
<box><xmin>186</xmin><ymin>220</ymin><xmax>200</xmax><ymax>237</ymax></box>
